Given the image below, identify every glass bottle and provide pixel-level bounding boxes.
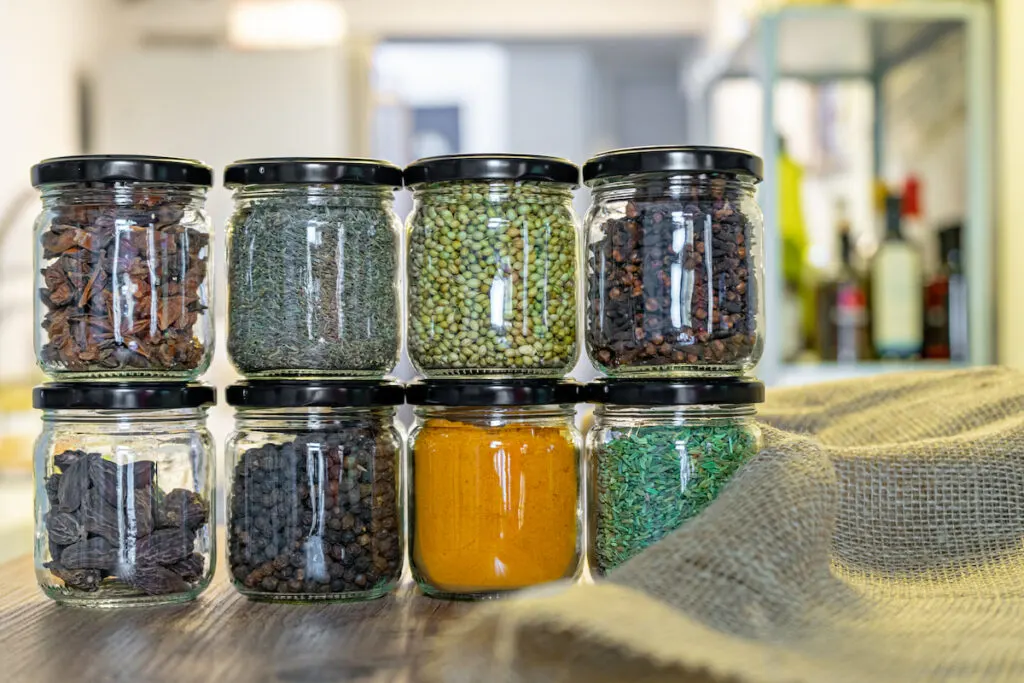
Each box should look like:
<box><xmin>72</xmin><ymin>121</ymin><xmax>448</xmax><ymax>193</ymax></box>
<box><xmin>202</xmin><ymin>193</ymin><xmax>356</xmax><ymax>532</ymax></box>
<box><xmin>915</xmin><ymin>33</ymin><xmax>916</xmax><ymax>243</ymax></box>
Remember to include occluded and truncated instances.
<box><xmin>405</xmin><ymin>155</ymin><xmax>581</xmax><ymax>378</ymax></box>
<box><xmin>33</xmin><ymin>383</ymin><xmax>216</xmax><ymax>607</ymax></box>
<box><xmin>586</xmin><ymin>379</ymin><xmax>764</xmax><ymax>576</ymax></box>
<box><xmin>31</xmin><ymin>155</ymin><xmax>214</xmax><ymax>381</ymax></box>
<box><xmin>406</xmin><ymin>380</ymin><xmax>583</xmax><ymax>599</ymax></box>
<box><xmin>870</xmin><ymin>194</ymin><xmax>923</xmax><ymax>359</ymax></box>
<box><xmin>225</xmin><ymin>381</ymin><xmax>404</xmax><ymax>602</ymax></box>
<box><xmin>224</xmin><ymin>159</ymin><xmax>403</xmax><ymax>378</ymax></box>
<box><xmin>583</xmin><ymin>146</ymin><xmax>765</xmax><ymax>377</ymax></box>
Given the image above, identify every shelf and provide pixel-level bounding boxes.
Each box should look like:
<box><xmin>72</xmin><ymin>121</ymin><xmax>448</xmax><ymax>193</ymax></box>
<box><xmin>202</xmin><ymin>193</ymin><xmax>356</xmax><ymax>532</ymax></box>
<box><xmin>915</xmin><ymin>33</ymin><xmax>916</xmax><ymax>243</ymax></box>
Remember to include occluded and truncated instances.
<box><xmin>696</xmin><ymin>1</ymin><xmax>976</xmax><ymax>85</ymax></box>
<box><xmin>771</xmin><ymin>361</ymin><xmax>969</xmax><ymax>388</ymax></box>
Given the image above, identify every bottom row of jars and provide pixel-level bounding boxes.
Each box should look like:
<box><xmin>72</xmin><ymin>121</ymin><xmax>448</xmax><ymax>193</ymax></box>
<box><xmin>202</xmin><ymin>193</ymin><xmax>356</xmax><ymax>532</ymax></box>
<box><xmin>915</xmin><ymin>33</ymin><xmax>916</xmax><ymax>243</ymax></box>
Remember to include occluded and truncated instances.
<box><xmin>32</xmin><ymin>378</ymin><xmax>764</xmax><ymax>607</ymax></box>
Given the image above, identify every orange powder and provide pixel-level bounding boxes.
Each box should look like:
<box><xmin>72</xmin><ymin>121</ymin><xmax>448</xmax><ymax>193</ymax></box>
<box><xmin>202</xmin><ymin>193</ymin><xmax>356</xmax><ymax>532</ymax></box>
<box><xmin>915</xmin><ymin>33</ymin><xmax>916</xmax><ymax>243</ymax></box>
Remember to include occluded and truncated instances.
<box><xmin>411</xmin><ymin>418</ymin><xmax>580</xmax><ymax>594</ymax></box>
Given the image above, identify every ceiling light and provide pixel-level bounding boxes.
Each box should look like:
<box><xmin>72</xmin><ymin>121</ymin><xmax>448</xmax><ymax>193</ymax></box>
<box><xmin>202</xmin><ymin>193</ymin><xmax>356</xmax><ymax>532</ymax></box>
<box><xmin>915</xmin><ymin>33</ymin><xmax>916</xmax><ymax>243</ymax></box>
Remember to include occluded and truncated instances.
<box><xmin>228</xmin><ymin>0</ymin><xmax>346</xmax><ymax>49</ymax></box>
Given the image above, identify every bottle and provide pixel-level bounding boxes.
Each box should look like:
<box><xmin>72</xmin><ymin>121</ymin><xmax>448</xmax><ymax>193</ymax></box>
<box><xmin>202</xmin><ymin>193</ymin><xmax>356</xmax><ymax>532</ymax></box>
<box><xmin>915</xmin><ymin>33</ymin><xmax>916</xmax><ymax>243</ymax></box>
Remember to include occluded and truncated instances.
<box><xmin>816</xmin><ymin>200</ymin><xmax>870</xmax><ymax>362</ymax></box>
<box><xmin>870</xmin><ymin>194</ymin><xmax>923</xmax><ymax>359</ymax></box>
<box><xmin>923</xmin><ymin>225</ymin><xmax>968</xmax><ymax>361</ymax></box>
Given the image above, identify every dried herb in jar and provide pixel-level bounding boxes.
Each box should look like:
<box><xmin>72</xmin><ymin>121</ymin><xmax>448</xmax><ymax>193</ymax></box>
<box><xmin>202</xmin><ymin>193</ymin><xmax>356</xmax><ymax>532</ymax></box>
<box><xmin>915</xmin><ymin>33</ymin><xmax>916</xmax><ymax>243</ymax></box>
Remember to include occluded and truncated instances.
<box><xmin>227</xmin><ymin>430</ymin><xmax>401</xmax><ymax>599</ymax></box>
<box><xmin>407</xmin><ymin>181</ymin><xmax>578</xmax><ymax>375</ymax></box>
<box><xmin>42</xmin><ymin>450</ymin><xmax>209</xmax><ymax>595</ymax></box>
<box><xmin>591</xmin><ymin>423</ymin><xmax>759</xmax><ymax>574</ymax></box>
<box><xmin>587</xmin><ymin>182</ymin><xmax>759</xmax><ymax>372</ymax></box>
<box><xmin>38</xmin><ymin>194</ymin><xmax>209</xmax><ymax>374</ymax></box>
<box><xmin>227</xmin><ymin>194</ymin><xmax>399</xmax><ymax>376</ymax></box>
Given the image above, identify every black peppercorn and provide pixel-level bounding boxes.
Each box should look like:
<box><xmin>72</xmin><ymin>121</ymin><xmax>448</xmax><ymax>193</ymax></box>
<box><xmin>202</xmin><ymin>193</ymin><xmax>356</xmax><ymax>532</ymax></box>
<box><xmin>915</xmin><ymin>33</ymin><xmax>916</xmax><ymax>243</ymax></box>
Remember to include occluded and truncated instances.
<box><xmin>227</xmin><ymin>430</ymin><xmax>401</xmax><ymax>600</ymax></box>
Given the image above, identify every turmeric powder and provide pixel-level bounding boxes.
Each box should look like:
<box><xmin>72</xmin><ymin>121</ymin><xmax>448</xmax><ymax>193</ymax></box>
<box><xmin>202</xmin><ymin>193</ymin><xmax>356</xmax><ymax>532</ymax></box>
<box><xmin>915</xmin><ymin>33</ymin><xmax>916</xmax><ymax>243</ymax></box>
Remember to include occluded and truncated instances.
<box><xmin>411</xmin><ymin>418</ymin><xmax>580</xmax><ymax>596</ymax></box>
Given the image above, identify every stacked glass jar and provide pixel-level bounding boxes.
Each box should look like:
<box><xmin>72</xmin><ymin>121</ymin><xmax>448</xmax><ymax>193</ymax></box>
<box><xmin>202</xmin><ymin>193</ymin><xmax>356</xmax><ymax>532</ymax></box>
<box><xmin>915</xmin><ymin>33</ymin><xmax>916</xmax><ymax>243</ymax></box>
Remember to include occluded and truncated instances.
<box><xmin>403</xmin><ymin>155</ymin><xmax>585</xmax><ymax>598</ymax></box>
<box><xmin>30</xmin><ymin>155</ymin><xmax>218</xmax><ymax>606</ymax></box>
<box><xmin>581</xmin><ymin>146</ymin><xmax>767</xmax><ymax>574</ymax></box>
<box><xmin>222</xmin><ymin>158</ymin><xmax>406</xmax><ymax>602</ymax></box>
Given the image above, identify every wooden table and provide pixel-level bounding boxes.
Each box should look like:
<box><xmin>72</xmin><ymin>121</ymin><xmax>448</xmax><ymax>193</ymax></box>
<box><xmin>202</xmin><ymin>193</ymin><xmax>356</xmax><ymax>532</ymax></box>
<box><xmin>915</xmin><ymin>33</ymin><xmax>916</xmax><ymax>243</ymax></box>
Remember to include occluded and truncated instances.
<box><xmin>0</xmin><ymin>552</ymin><xmax>475</xmax><ymax>682</ymax></box>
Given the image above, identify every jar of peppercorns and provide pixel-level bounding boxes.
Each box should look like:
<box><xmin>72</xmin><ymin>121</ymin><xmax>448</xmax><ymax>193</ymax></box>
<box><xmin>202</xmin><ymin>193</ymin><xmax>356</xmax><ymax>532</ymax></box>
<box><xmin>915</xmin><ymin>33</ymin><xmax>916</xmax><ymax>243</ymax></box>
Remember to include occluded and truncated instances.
<box><xmin>33</xmin><ymin>383</ymin><xmax>216</xmax><ymax>607</ymax></box>
<box><xmin>225</xmin><ymin>381</ymin><xmax>404</xmax><ymax>602</ymax></box>
<box><xmin>404</xmin><ymin>155</ymin><xmax>581</xmax><ymax>378</ymax></box>
<box><xmin>582</xmin><ymin>146</ymin><xmax>765</xmax><ymax>377</ymax></box>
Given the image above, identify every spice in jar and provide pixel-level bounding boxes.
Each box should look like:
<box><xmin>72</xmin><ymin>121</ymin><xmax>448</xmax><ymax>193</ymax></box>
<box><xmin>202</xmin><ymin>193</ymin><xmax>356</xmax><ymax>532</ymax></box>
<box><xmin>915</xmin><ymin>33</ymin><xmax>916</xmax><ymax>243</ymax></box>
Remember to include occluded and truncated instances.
<box><xmin>413</xmin><ymin>419</ymin><xmax>578</xmax><ymax>593</ymax></box>
<box><xmin>583</xmin><ymin>147</ymin><xmax>764</xmax><ymax>374</ymax></box>
<box><xmin>407</xmin><ymin>380</ymin><xmax>582</xmax><ymax>597</ymax></box>
<box><xmin>405</xmin><ymin>155</ymin><xmax>580</xmax><ymax>377</ymax></box>
<box><xmin>225</xmin><ymin>159</ymin><xmax>402</xmax><ymax>377</ymax></box>
<box><xmin>32</xmin><ymin>156</ymin><xmax>213</xmax><ymax>377</ymax></box>
<box><xmin>227</xmin><ymin>432</ymin><xmax>402</xmax><ymax>598</ymax></box>
<box><xmin>43</xmin><ymin>450</ymin><xmax>210</xmax><ymax>596</ymax></box>
<box><xmin>586</xmin><ymin>379</ymin><xmax>764</xmax><ymax>575</ymax></box>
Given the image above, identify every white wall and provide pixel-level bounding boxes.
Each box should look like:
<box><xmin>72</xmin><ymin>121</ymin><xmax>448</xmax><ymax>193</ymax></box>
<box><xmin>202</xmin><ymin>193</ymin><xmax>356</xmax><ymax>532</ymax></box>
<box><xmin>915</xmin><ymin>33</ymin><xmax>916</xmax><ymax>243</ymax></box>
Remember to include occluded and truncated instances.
<box><xmin>0</xmin><ymin>0</ymin><xmax>99</xmax><ymax>384</ymax></box>
<box><xmin>997</xmin><ymin>0</ymin><xmax>1023</xmax><ymax>367</ymax></box>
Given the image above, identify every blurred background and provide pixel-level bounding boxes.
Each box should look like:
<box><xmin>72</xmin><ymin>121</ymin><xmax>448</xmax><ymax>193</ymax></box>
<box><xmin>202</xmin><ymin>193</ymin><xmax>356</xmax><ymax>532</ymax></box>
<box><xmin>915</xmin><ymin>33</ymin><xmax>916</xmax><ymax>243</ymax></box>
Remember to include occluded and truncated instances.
<box><xmin>0</xmin><ymin>0</ymin><xmax>1017</xmax><ymax>559</ymax></box>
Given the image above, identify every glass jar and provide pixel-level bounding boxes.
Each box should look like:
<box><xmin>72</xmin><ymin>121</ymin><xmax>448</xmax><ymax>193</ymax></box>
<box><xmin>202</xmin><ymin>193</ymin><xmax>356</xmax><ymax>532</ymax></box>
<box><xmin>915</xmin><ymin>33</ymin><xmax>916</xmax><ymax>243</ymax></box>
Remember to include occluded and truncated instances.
<box><xmin>586</xmin><ymin>379</ymin><xmax>764</xmax><ymax>576</ymax></box>
<box><xmin>225</xmin><ymin>381</ymin><xmax>404</xmax><ymax>602</ymax></box>
<box><xmin>405</xmin><ymin>155</ymin><xmax>581</xmax><ymax>378</ymax></box>
<box><xmin>31</xmin><ymin>155</ymin><xmax>214</xmax><ymax>381</ymax></box>
<box><xmin>406</xmin><ymin>380</ymin><xmax>583</xmax><ymax>599</ymax></box>
<box><xmin>583</xmin><ymin>147</ymin><xmax>765</xmax><ymax>377</ymax></box>
<box><xmin>33</xmin><ymin>383</ymin><xmax>216</xmax><ymax>607</ymax></box>
<box><xmin>225</xmin><ymin>159</ymin><xmax>403</xmax><ymax>378</ymax></box>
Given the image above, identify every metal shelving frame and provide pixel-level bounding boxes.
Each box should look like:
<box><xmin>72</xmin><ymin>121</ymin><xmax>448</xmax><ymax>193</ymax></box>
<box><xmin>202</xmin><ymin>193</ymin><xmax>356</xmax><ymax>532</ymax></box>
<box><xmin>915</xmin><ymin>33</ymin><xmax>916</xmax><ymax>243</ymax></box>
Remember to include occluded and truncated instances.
<box><xmin>694</xmin><ymin>1</ymin><xmax>993</xmax><ymax>384</ymax></box>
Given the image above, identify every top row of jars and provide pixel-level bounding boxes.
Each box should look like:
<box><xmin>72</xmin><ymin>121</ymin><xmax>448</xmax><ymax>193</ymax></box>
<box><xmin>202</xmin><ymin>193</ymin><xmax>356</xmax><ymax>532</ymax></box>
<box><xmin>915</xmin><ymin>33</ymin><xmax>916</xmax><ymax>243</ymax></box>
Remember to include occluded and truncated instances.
<box><xmin>31</xmin><ymin>148</ymin><xmax>765</xmax><ymax>381</ymax></box>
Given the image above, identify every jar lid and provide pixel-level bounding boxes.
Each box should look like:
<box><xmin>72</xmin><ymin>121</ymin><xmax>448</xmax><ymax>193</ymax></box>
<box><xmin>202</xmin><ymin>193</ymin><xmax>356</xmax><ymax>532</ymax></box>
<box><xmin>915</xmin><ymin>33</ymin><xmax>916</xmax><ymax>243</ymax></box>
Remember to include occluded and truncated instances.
<box><xmin>582</xmin><ymin>146</ymin><xmax>764</xmax><ymax>185</ymax></box>
<box><xmin>403</xmin><ymin>154</ymin><xmax>580</xmax><ymax>187</ymax></box>
<box><xmin>585</xmin><ymin>379</ymin><xmax>765</xmax><ymax>406</ymax></box>
<box><xmin>224</xmin><ymin>158</ymin><xmax>403</xmax><ymax>188</ymax></box>
<box><xmin>31</xmin><ymin>155</ymin><xmax>213</xmax><ymax>188</ymax></box>
<box><xmin>33</xmin><ymin>383</ymin><xmax>216</xmax><ymax>410</ymax></box>
<box><xmin>226</xmin><ymin>381</ymin><xmax>405</xmax><ymax>408</ymax></box>
<box><xmin>406</xmin><ymin>379</ymin><xmax>581</xmax><ymax>406</ymax></box>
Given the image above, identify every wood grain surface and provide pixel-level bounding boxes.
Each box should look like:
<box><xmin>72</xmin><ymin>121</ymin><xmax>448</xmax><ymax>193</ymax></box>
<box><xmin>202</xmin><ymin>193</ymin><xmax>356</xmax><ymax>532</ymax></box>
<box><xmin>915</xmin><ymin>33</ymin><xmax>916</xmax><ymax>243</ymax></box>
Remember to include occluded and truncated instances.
<box><xmin>0</xmin><ymin>551</ymin><xmax>475</xmax><ymax>683</ymax></box>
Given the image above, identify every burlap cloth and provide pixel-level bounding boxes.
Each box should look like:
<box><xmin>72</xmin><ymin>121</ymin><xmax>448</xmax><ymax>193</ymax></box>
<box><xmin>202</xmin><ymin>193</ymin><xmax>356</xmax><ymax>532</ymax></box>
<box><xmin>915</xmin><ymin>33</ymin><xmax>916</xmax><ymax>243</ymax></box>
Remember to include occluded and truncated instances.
<box><xmin>425</xmin><ymin>368</ymin><xmax>1024</xmax><ymax>683</ymax></box>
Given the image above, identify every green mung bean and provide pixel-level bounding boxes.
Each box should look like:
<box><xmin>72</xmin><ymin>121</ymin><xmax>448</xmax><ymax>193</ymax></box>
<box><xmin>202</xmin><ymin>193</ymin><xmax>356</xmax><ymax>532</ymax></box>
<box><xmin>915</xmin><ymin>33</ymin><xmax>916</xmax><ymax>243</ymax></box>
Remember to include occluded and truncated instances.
<box><xmin>407</xmin><ymin>180</ymin><xmax>578</xmax><ymax>376</ymax></box>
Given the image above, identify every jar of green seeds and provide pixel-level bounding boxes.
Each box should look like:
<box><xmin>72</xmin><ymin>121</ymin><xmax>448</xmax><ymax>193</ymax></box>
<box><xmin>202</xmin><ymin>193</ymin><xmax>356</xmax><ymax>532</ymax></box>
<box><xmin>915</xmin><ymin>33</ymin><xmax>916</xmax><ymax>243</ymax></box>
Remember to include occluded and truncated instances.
<box><xmin>586</xmin><ymin>379</ymin><xmax>764</xmax><ymax>576</ymax></box>
<box><xmin>404</xmin><ymin>155</ymin><xmax>580</xmax><ymax>378</ymax></box>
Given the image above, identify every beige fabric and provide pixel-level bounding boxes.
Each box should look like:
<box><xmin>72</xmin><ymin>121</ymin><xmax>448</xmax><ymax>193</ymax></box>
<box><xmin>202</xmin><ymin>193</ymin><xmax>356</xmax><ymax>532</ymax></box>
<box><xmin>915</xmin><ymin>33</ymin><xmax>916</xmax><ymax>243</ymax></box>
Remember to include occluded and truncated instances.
<box><xmin>426</xmin><ymin>368</ymin><xmax>1024</xmax><ymax>683</ymax></box>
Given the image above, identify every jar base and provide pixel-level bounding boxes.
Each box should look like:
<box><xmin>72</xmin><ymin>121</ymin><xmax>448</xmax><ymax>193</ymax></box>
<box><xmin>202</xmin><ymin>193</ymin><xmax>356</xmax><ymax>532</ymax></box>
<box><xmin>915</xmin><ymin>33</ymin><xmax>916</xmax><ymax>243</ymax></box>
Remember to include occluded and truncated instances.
<box><xmin>237</xmin><ymin>368</ymin><xmax>391</xmax><ymax>380</ymax></box>
<box><xmin>41</xmin><ymin>583</ymin><xmax>206</xmax><ymax>608</ymax></box>
<box><xmin>40</xmin><ymin>370</ymin><xmax>206</xmax><ymax>382</ymax></box>
<box><xmin>598</xmin><ymin>363</ymin><xmax>753</xmax><ymax>378</ymax></box>
<box><xmin>414</xmin><ymin>366</ymin><xmax>572</xmax><ymax>379</ymax></box>
<box><xmin>233</xmin><ymin>582</ymin><xmax>396</xmax><ymax>603</ymax></box>
<box><xmin>416</xmin><ymin>582</ymin><xmax>525</xmax><ymax>601</ymax></box>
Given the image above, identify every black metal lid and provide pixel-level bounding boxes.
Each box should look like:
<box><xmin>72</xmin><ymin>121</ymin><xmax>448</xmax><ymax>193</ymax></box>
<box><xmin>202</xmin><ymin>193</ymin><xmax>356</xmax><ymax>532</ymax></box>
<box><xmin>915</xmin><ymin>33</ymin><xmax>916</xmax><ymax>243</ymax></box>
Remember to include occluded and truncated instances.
<box><xmin>31</xmin><ymin>155</ymin><xmax>213</xmax><ymax>188</ymax></box>
<box><xmin>33</xmin><ymin>383</ymin><xmax>216</xmax><ymax>410</ymax></box>
<box><xmin>226</xmin><ymin>381</ymin><xmax>405</xmax><ymax>408</ymax></box>
<box><xmin>405</xmin><ymin>379</ymin><xmax>581</xmax><ymax>406</ymax></box>
<box><xmin>403</xmin><ymin>154</ymin><xmax>580</xmax><ymax>187</ymax></box>
<box><xmin>585</xmin><ymin>379</ymin><xmax>765</xmax><ymax>406</ymax></box>
<box><xmin>224</xmin><ymin>158</ymin><xmax>403</xmax><ymax>188</ymax></box>
<box><xmin>582</xmin><ymin>146</ymin><xmax>764</xmax><ymax>184</ymax></box>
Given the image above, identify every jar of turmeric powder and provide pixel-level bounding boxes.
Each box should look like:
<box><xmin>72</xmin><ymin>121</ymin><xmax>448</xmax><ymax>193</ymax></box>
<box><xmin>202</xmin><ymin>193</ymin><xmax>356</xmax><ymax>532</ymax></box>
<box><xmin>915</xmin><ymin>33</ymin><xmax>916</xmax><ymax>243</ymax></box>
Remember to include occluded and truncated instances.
<box><xmin>406</xmin><ymin>380</ymin><xmax>583</xmax><ymax>599</ymax></box>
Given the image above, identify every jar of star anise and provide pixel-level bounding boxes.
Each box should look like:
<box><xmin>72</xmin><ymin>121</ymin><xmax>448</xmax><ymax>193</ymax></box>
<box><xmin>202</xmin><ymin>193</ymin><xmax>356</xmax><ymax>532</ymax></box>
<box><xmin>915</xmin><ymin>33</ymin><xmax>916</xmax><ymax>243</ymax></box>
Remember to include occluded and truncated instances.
<box><xmin>583</xmin><ymin>146</ymin><xmax>764</xmax><ymax>377</ymax></box>
<box><xmin>31</xmin><ymin>155</ymin><xmax>214</xmax><ymax>380</ymax></box>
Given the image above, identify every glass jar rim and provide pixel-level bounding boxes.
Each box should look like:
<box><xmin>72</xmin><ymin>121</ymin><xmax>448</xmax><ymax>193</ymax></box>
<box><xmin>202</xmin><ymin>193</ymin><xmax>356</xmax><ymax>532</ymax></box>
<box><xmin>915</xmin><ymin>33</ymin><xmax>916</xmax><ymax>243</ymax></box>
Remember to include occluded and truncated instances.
<box><xmin>31</xmin><ymin>155</ymin><xmax>213</xmax><ymax>188</ymax></box>
<box><xmin>33</xmin><ymin>383</ymin><xmax>216</xmax><ymax>410</ymax></box>
<box><xmin>404</xmin><ymin>154</ymin><xmax>580</xmax><ymax>188</ymax></box>
<box><xmin>582</xmin><ymin>145</ymin><xmax>763</xmax><ymax>185</ymax></box>
<box><xmin>585</xmin><ymin>379</ymin><xmax>764</xmax><ymax>406</ymax></box>
<box><xmin>226</xmin><ymin>381</ymin><xmax>404</xmax><ymax>408</ymax></box>
<box><xmin>224</xmin><ymin>157</ymin><xmax>402</xmax><ymax>189</ymax></box>
<box><xmin>406</xmin><ymin>379</ymin><xmax>581</xmax><ymax>407</ymax></box>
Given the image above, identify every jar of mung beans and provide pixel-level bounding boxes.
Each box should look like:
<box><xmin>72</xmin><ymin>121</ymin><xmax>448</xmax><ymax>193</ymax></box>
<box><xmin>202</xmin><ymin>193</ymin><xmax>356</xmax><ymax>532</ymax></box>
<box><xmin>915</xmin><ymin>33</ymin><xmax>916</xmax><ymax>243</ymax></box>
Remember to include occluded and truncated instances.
<box><xmin>404</xmin><ymin>155</ymin><xmax>580</xmax><ymax>378</ymax></box>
